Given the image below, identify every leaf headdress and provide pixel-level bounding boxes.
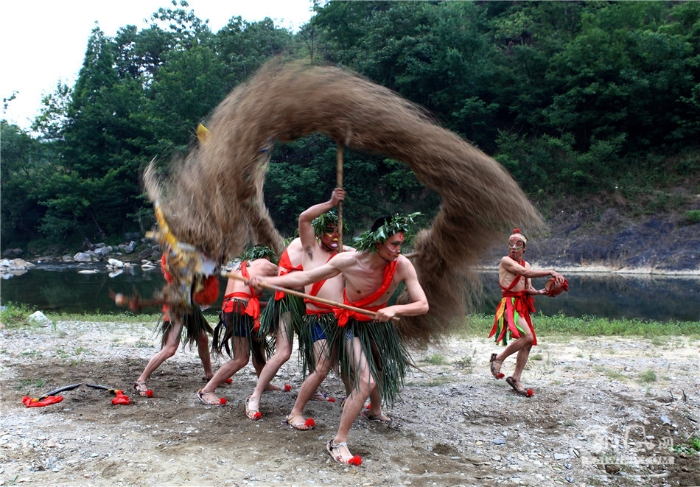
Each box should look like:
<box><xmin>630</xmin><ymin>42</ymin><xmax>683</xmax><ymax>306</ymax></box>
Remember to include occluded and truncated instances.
<box><xmin>239</xmin><ymin>245</ymin><xmax>277</xmax><ymax>264</ymax></box>
<box><xmin>311</xmin><ymin>210</ymin><xmax>339</xmax><ymax>237</ymax></box>
<box><xmin>353</xmin><ymin>212</ymin><xmax>421</xmax><ymax>252</ymax></box>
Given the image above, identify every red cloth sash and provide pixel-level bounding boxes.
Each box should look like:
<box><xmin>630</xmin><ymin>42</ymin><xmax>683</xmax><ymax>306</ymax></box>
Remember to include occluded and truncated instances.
<box><xmin>304</xmin><ymin>253</ymin><xmax>338</xmax><ymax>314</ymax></box>
<box><xmin>275</xmin><ymin>249</ymin><xmax>303</xmax><ymax>301</ymax></box>
<box><xmin>222</xmin><ymin>261</ymin><xmax>262</xmax><ymax>331</ymax></box>
<box><xmin>334</xmin><ymin>259</ymin><xmax>399</xmax><ymax>327</ymax></box>
<box><xmin>489</xmin><ymin>259</ymin><xmax>537</xmax><ymax>345</ymax></box>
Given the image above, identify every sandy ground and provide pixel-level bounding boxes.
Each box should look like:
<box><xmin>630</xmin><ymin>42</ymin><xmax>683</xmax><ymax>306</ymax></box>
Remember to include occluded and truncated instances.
<box><xmin>1</xmin><ymin>320</ymin><xmax>699</xmax><ymax>487</ymax></box>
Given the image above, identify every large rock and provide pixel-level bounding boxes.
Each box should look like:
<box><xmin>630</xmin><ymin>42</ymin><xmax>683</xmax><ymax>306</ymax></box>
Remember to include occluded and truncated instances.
<box><xmin>62</xmin><ymin>255</ymin><xmax>73</xmax><ymax>262</ymax></box>
<box><xmin>73</xmin><ymin>252</ymin><xmax>92</xmax><ymax>262</ymax></box>
<box><xmin>94</xmin><ymin>247</ymin><xmax>111</xmax><ymax>256</ymax></box>
<box><xmin>1</xmin><ymin>259</ymin><xmax>34</xmax><ymax>270</ymax></box>
<box><xmin>138</xmin><ymin>248</ymin><xmax>153</xmax><ymax>260</ymax></box>
<box><xmin>28</xmin><ymin>311</ymin><xmax>52</xmax><ymax>327</ymax></box>
<box><xmin>108</xmin><ymin>258</ymin><xmax>125</xmax><ymax>268</ymax></box>
<box><xmin>2</xmin><ymin>248</ymin><xmax>23</xmax><ymax>258</ymax></box>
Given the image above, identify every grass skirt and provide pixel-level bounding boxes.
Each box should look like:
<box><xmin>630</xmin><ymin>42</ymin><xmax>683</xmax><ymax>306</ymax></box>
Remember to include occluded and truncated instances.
<box><xmin>297</xmin><ymin>312</ymin><xmax>338</xmax><ymax>377</ymax></box>
<box><xmin>211</xmin><ymin>299</ymin><xmax>268</xmax><ymax>364</ymax></box>
<box><xmin>158</xmin><ymin>305</ymin><xmax>213</xmax><ymax>349</ymax></box>
<box><xmin>258</xmin><ymin>294</ymin><xmax>305</xmax><ymax>339</ymax></box>
<box><xmin>325</xmin><ymin>317</ymin><xmax>413</xmax><ymax>407</ymax></box>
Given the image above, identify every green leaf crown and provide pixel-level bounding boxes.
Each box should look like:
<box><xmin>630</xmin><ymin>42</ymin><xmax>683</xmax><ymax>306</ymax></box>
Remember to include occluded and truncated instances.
<box><xmin>239</xmin><ymin>245</ymin><xmax>277</xmax><ymax>264</ymax></box>
<box><xmin>353</xmin><ymin>212</ymin><xmax>421</xmax><ymax>252</ymax></box>
<box><xmin>311</xmin><ymin>210</ymin><xmax>339</xmax><ymax>237</ymax></box>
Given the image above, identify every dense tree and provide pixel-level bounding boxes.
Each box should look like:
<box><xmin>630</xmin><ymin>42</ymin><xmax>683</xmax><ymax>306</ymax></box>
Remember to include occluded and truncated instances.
<box><xmin>2</xmin><ymin>1</ymin><xmax>699</xmax><ymax>250</ymax></box>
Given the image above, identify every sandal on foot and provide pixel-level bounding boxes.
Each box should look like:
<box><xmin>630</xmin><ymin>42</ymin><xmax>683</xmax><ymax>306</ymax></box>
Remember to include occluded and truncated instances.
<box><xmin>326</xmin><ymin>440</ymin><xmax>362</xmax><ymax>466</ymax></box>
<box><xmin>490</xmin><ymin>353</ymin><xmax>504</xmax><ymax>380</ymax></box>
<box><xmin>197</xmin><ymin>389</ymin><xmax>226</xmax><ymax>406</ymax></box>
<box><xmin>361</xmin><ymin>409</ymin><xmax>392</xmax><ymax>425</ymax></box>
<box><xmin>310</xmin><ymin>392</ymin><xmax>335</xmax><ymax>403</ymax></box>
<box><xmin>134</xmin><ymin>381</ymin><xmax>152</xmax><ymax>397</ymax></box>
<box><xmin>284</xmin><ymin>414</ymin><xmax>314</xmax><ymax>431</ymax></box>
<box><xmin>505</xmin><ymin>377</ymin><xmax>533</xmax><ymax>397</ymax></box>
<box><xmin>245</xmin><ymin>396</ymin><xmax>262</xmax><ymax>420</ymax></box>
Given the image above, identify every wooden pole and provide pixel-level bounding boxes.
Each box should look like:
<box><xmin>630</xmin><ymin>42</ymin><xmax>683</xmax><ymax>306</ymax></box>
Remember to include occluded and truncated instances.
<box><xmin>336</xmin><ymin>141</ymin><xmax>343</xmax><ymax>252</ymax></box>
<box><xmin>221</xmin><ymin>270</ymin><xmax>398</xmax><ymax>321</ymax></box>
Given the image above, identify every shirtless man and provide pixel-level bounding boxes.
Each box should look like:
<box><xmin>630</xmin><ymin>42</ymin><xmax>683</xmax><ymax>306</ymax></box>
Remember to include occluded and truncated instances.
<box><xmin>197</xmin><ymin>249</ymin><xmax>278</xmax><ymax>406</ymax></box>
<box><xmin>134</xmin><ymin>251</ymin><xmax>214</xmax><ymax>397</ymax></box>
<box><xmin>250</xmin><ymin>213</ymin><xmax>429</xmax><ymax>464</ymax></box>
<box><xmin>489</xmin><ymin>228</ymin><xmax>565</xmax><ymax>396</ymax></box>
<box><xmin>245</xmin><ymin>237</ymin><xmax>305</xmax><ymax>419</ymax></box>
<box><xmin>280</xmin><ymin>189</ymin><xmax>362</xmax><ymax>430</ymax></box>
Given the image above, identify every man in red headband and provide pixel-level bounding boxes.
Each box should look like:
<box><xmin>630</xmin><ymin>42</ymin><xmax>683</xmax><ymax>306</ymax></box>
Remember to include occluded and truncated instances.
<box><xmin>489</xmin><ymin>229</ymin><xmax>566</xmax><ymax>397</ymax></box>
<box><xmin>249</xmin><ymin>213</ymin><xmax>428</xmax><ymax>465</ymax></box>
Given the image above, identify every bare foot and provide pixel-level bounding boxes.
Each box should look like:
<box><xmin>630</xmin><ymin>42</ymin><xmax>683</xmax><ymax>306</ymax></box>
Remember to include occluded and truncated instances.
<box><xmin>361</xmin><ymin>409</ymin><xmax>392</xmax><ymax>425</ymax></box>
<box><xmin>264</xmin><ymin>383</ymin><xmax>282</xmax><ymax>392</ymax></box>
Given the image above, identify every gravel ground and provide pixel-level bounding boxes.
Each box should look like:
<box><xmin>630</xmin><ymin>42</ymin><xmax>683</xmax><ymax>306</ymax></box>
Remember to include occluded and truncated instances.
<box><xmin>1</xmin><ymin>320</ymin><xmax>699</xmax><ymax>486</ymax></box>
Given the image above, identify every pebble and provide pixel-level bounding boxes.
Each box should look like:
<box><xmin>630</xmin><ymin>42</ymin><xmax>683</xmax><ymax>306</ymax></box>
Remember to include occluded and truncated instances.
<box><xmin>553</xmin><ymin>453</ymin><xmax>570</xmax><ymax>460</ymax></box>
<box><xmin>493</xmin><ymin>438</ymin><xmax>506</xmax><ymax>445</ymax></box>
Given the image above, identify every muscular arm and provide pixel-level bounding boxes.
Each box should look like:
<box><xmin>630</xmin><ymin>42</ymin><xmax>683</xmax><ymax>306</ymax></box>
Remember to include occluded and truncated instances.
<box><xmin>250</xmin><ymin>260</ymin><xmax>342</xmax><ymax>290</ymax></box>
<box><xmin>375</xmin><ymin>258</ymin><xmax>429</xmax><ymax>321</ymax></box>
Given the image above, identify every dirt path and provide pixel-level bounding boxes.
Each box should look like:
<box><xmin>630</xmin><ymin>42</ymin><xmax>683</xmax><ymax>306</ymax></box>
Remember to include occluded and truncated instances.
<box><xmin>1</xmin><ymin>321</ymin><xmax>699</xmax><ymax>486</ymax></box>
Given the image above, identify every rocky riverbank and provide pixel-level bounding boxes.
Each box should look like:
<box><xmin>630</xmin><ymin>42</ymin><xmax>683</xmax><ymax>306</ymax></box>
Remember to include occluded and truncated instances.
<box><xmin>1</xmin><ymin>320</ymin><xmax>698</xmax><ymax>486</ymax></box>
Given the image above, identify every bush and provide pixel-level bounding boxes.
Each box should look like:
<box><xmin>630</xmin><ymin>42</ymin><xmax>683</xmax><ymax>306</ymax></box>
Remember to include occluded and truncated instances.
<box><xmin>684</xmin><ymin>210</ymin><xmax>700</xmax><ymax>225</ymax></box>
<box><xmin>0</xmin><ymin>302</ymin><xmax>36</xmax><ymax>329</ymax></box>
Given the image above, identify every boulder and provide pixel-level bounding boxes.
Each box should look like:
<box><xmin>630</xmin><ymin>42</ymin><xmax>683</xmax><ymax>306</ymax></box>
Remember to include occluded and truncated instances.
<box><xmin>2</xmin><ymin>248</ymin><xmax>23</xmax><ymax>258</ymax></box>
<box><xmin>62</xmin><ymin>255</ymin><xmax>73</xmax><ymax>262</ymax></box>
<box><xmin>94</xmin><ymin>247</ymin><xmax>111</xmax><ymax>256</ymax></box>
<box><xmin>73</xmin><ymin>252</ymin><xmax>92</xmax><ymax>262</ymax></box>
<box><xmin>138</xmin><ymin>248</ymin><xmax>153</xmax><ymax>260</ymax></box>
<box><xmin>28</xmin><ymin>311</ymin><xmax>52</xmax><ymax>327</ymax></box>
<box><xmin>94</xmin><ymin>243</ymin><xmax>106</xmax><ymax>249</ymax></box>
<box><xmin>108</xmin><ymin>258</ymin><xmax>125</xmax><ymax>268</ymax></box>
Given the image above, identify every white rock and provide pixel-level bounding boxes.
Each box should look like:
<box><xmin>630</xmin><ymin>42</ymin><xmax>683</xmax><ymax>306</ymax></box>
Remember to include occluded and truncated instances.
<box><xmin>28</xmin><ymin>311</ymin><xmax>52</xmax><ymax>326</ymax></box>
<box><xmin>108</xmin><ymin>258</ymin><xmax>124</xmax><ymax>268</ymax></box>
<box><xmin>73</xmin><ymin>252</ymin><xmax>92</xmax><ymax>262</ymax></box>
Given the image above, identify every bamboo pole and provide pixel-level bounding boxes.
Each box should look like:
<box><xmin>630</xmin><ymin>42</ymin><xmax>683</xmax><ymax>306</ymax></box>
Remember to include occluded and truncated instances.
<box><xmin>336</xmin><ymin>141</ymin><xmax>343</xmax><ymax>252</ymax></box>
<box><xmin>221</xmin><ymin>270</ymin><xmax>398</xmax><ymax>321</ymax></box>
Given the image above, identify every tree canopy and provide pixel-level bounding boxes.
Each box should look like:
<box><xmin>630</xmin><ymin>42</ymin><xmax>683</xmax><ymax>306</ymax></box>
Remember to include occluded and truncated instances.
<box><xmin>3</xmin><ymin>1</ymin><xmax>699</xmax><ymax>249</ymax></box>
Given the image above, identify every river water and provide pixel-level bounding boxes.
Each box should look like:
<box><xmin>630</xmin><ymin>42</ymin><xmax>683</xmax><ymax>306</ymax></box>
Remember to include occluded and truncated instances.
<box><xmin>1</xmin><ymin>263</ymin><xmax>699</xmax><ymax>321</ymax></box>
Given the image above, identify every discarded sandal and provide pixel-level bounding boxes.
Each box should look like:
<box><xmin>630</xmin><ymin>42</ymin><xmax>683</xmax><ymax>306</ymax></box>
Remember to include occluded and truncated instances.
<box><xmin>505</xmin><ymin>377</ymin><xmax>533</xmax><ymax>397</ymax></box>
<box><xmin>285</xmin><ymin>414</ymin><xmax>314</xmax><ymax>431</ymax></box>
<box><xmin>197</xmin><ymin>389</ymin><xmax>226</xmax><ymax>406</ymax></box>
<box><xmin>326</xmin><ymin>440</ymin><xmax>362</xmax><ymax>466</ymax></box>
<box><xmin>490</xmin><ymin>353</ymin><xmax>504</xmax><ymax>380</ymax></box>
<box><xmin>245</xmin><ymin>395</ymin><xmax>262</xmax><ymax>420</ymax></box>
<box><xmin>361</xmin><ymin>409</ymin><xmax>392</xmax><ymax>425</ymax></box>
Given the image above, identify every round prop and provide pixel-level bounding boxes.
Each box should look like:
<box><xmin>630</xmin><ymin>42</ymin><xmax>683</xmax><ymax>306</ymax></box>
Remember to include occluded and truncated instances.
<box><xmin>545</xmin><ymin>277</ymin><xmax>569</xmax><ymax>297</ymax></box>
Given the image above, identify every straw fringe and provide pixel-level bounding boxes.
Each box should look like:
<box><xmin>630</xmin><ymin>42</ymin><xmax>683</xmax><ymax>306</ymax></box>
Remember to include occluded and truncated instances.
<box><xmin>144</xmin><ymin>61</ymin><xmax>542</xmax><ymax>346</ymax></box>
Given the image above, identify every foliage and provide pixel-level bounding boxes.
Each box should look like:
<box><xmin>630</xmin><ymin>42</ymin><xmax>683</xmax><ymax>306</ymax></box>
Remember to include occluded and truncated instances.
<box><xmin>3</xmin><ymin>1</ymin><xmax>700</xmax><ymax>250</ymax></box>
<box><xmin>353</xmin><ymin>212</ymin><xmax>421</xmax><ymax>252</ymax></box>
<box><xmin>0</xmin><ymin>303</ymin><xmax>36</xmax><ymax>329</ymax></box>
<box><xmin>684</xmin><ymin>210</ymin><xmax>700</xmax><ymax>225</ymax></box>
